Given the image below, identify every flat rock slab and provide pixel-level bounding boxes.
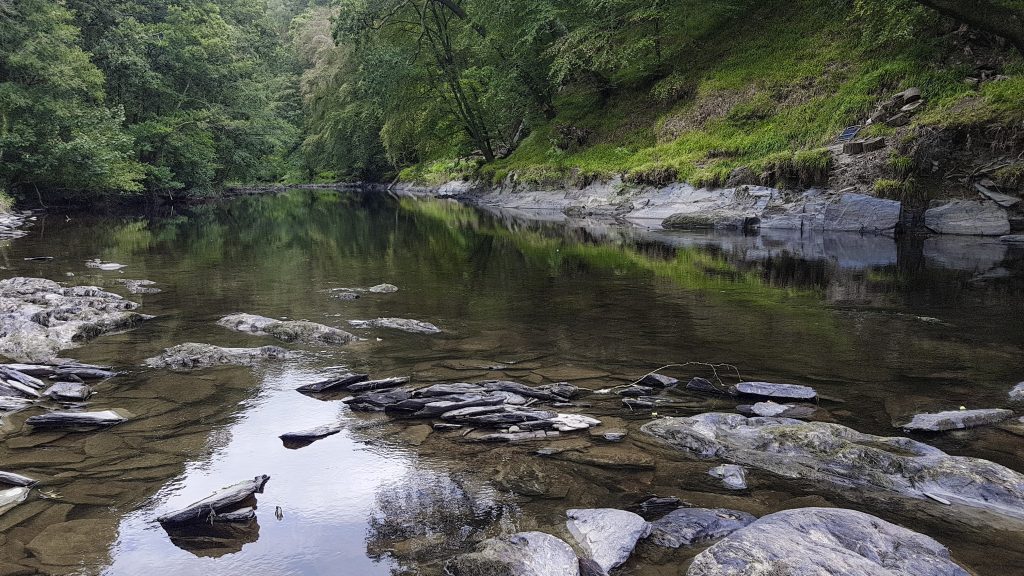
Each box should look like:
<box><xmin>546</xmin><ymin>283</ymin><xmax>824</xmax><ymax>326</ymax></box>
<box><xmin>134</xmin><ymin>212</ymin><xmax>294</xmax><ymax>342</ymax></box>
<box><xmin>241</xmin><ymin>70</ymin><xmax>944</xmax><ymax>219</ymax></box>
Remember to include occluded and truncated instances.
<box><xmin>219</xmin><ymin>313</ymin><xmax>355</xmax><ymax>345</ymax></box>
<box><xmin>566</xmin><ymin>508</ymin><xmax>650</xmax><ymax>572</ymax></box>
<box><xmin>145</xmin><ymin>343</ymin><xmax>293</xmax><ymax>370</ymax></box>
<box><xmin>1001</xmin><ymin>235</ymin><xmax>1024</xmax><ymax>244</ymax></box>
<box><xmin>42</xmin><ymin>382</ymin><xmax>92</xmax><ymax>401</ymax></box>
<box><xmin>0</xmin><ymin>471</ymin><xmax>37</xmax><ymax>487</ymax></box>
<box><xmin>26</xmin><ymin>409</ymin><xmax>128</xmax><ymax>429</ymax></box>
<box><xmin>349</xmin><ymin>318</ymin><xmax>441</xmax><ymax>334</ymax></box>
<box><xmin>447</xmin><ymin>531</ymin><xmax>581</xmax><ymax>576</ymax></box>
<box><xmin>902</xmin><ymin>409</ymin><xmax>1014</xmax><ymax>432</ymax></box>
<box><xmin>642</xmin><ymin>413</ymin><xmax>1024</xmax><ymax>522</ymax></box>
<box><xmin>639</xmin><ymin>373</ymin><xmax>679</xmax><ymax>387</ymax></box>
<box><xmin>731</xmin><ymin>381</ymin><xmax>816</xmax><ymax>400</ymax></box>
<box><xmin>0</xmin><ymin>486</ymin><xmax>30</xmax><ymax>516</ymax></box>
<box><xmin>924</xmin><ymin>200</ymin><xmax>1010</xmax><ymax>236</ymax></box>
<box><xmin>688</xmin><ymin>507</ymin><xmax>969</xmax><ymax>576</ymax></box>
<box><xmin>279</xmin><ymin>424</ymin><xmax>342</xmax><ymax>447</ymax></box>
<box><xmin>157</xmin><ymin>475</ymin><xmax>269</xmax><ymax>525</ymax></box>
<box><xmin>296</xmin><ymin>373</ymin><xmax>369</xmax><ymax>393</ymax></box>
<box><xmin>650</xmin><ymin>508</ymin><xmax>756</xmax><ymax>548</ymax></box>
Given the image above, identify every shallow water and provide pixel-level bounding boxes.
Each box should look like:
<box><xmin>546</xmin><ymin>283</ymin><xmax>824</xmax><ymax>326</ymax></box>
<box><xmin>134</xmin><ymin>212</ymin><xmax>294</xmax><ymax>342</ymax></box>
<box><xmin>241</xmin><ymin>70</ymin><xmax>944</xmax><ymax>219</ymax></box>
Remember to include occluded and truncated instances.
<box><xmin>0</xmin><ymin>189</ymin><xmax>1022</xmax><ymax>575</ymax></box>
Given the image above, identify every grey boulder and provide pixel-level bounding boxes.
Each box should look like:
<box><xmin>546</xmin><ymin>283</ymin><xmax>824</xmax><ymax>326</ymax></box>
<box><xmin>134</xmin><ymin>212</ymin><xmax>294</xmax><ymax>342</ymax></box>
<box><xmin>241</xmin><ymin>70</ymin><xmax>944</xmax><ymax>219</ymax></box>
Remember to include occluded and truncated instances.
<box><xmin>708</xmin><ymin>464</ymin><xmax>747</xmax><ymax>490</ymax></box>
<box><xmin>447</xmin><ymin>531</ymin><xmax>580</xmax><ymax>576</ymax></box>
<box><xmin>688</xmin><ymin>507</ymin><xmax>969</xmax><ymax>576</ymax></box>
<box><xmin>650</xmin><ymin>508</ymin><xmax>756</xmax><ymax>548</ymax></box>
<box><xmin>566</xmin><ymin>508</ymin><xmax>650</xmax><ymax>572</ymax></box>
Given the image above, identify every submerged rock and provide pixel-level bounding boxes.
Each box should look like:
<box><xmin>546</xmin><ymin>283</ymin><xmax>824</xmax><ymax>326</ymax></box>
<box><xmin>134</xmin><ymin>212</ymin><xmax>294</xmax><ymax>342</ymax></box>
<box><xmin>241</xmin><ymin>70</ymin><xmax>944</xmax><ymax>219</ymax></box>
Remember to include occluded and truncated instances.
<box><xmin>367</xmin><ymin>283</ymin><xmax>399</xmax><ymax>293</ymax></box>
<box><xmin>219</xmin><ymin>313</ymin><xmax>355</xmax><ymax>345</ymax></box>
<box><xmin>85</xmin><ymin>260</ymin><xmax>127</xmax><ymax>271</ymax></box>
<box><xmin>643</xmin><ymin>413</ymin><xmax>1024</xmax><ymax>521</ymax></box>
<box><xmin>650</xmin><ymin>508</ymin><xmax>756</xmax><ymax>548</ymax></box>
<box><xmin>0</xmin><ymin>277</ymin><xmax>152</xmax><ymax>362</ymax></box>
<box><xmin>566</xmin><ymin>508</ymin><xmax>650</xmax><ymax>572</ymax></box>
<box><xmin>115</xmin><ymin>279</ymin><xmax>161</xmax><ymax>294</ymax></box>
<box><xmin>447</xmin><ymin>531</ymin><xmax>581</xmax><ymax>576</ymax></box>
<box><xmin>145</xmin><ymin>343</ymin><xmax>293</xmax><ymax>370</ymax></box>
<box><xmin>708</xmin><ymin>464</ymin><xmax>747</xmax><ymax>490</ymax></box>
<box><xmin>349</xmin><ymin>317</ymin><xmax>441</xmax><ymax>334</ymax></box>
<box><xmin>730</xmin><ymin>381</ymin><xmax>816</xmax><ymax>400</ymax></box>
<box><xmin>688</xmin><ymin>507</ymin><xmax>969</xmax><ymax>576</ymax></box>
<box><xmin>902</xmin><ymin>409</ymin><xmax>1014</xmax><ymax>432</ymax></box>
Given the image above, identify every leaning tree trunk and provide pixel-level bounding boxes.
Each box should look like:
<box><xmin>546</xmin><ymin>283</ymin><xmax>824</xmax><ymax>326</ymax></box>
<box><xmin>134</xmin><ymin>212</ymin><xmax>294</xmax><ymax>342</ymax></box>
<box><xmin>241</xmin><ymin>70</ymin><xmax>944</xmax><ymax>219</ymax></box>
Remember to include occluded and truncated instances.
<box><xmin>913</xmin><ymin>0</ymin><xmax>1024</xmax><ymax>55</ymax></box>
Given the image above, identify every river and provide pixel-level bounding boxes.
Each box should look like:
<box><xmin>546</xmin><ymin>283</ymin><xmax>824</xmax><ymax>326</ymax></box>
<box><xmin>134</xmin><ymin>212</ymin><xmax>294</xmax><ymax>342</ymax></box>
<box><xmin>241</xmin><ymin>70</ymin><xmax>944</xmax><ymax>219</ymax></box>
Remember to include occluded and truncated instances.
<box><xmin>0</xmin><ymin>188</ymin><xmax>1022</xmax><ymax>575</ymax></box>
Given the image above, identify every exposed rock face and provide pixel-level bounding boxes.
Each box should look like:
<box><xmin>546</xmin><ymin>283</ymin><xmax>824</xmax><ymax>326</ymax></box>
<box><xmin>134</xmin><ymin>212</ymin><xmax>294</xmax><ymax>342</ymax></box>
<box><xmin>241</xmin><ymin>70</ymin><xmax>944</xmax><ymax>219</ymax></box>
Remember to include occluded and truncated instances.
<box><xmin>145</xmin><ymin>343</ymin><xmax>294</xmax><ymax>370</ymax></box>
<box><xmin>687</xmin><ymin>508</ymin><xmax>969</xmax><ymax>576</ymax></box>
<box><xmin>0</xmin><ymin>277</ymin><xmax>152</xmax><ymax>362</ymax></box>
<box><xmin>642</xmin><ymin>413</ymin><xmax>1024</xmax><ymax>522</ymax></box>
<box><xmin>447</xmin><ymin>531</ymin><xmax>581</xmax><ymax>576</ymax></box>
<box><xmin>902</xmin><ymin>409</ymin><xmax>1014</xmax><ymax>432</ymax></box>
<box><xmin>924</xmin><ymin>200</ymin><xmax>1011</xmax><ymax>236</ymax></box>
<box><xmin>218</xmin><ymin>313</ymin><xmax>355</xmax><ymax>345</ymax></box>
<box><xmin>349</xmin><ymin>318</ymin><xmax>441</xmax><ymax>334</ymax></box>
<box><xmin>650</xmin><ymin>508</ymin><xmax>755</xmax><ymax>548</ymax></box>
<box><xmin>566</xmin><ymin>508</ymin><xmax>650</xmax><ymax>572</ymax></box>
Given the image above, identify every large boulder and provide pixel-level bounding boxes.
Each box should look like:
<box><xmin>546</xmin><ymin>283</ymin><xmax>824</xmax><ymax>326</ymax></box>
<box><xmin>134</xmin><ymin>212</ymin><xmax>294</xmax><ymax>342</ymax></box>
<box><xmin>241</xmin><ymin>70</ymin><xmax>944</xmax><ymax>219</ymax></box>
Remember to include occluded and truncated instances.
<box><xmin>566</xmin><ymin>508</ymin><xmax>650</xmax><ymax>572</ymax></box>
<box><xmin>0</xmin><ymin>277</ymin><xmax>152</xmax><ymax>362</ymax></box>
<box><xmin>218</xmin><ymin>313</ymin><xmax>354</xmax><ymax>345</ymax></box>
<box><xmin>144</xmin><ymin>343</ymin><xmax>294</xmax><ymax>370</ymax></box>
<box><xmin>822</xmin><ymin>193</ymin><xmax>901</xmax><ymax>233</ymax></box>
<box><xmin>650</xmin><ymin>508</ymin><xmax>756</xmax><ymax>548</ymax></box>
<box><xmin>924</xmin><ymin>200</ymin><xmax>1010</xmax><ymax>236</ymax></box>
<box><xmin>642</xmin><ymin>413</ymin><xmax>1024</xmax><ymax>523</ymax></box>
<box><xmin>446</xmin><ymin>531</ymin><xmax>581</xmax><ymax>576</ymax></box>
<box><xmin>688</xmin><ymin>508</ymin><xmax>969</xmax><ymax>576</ymax></box>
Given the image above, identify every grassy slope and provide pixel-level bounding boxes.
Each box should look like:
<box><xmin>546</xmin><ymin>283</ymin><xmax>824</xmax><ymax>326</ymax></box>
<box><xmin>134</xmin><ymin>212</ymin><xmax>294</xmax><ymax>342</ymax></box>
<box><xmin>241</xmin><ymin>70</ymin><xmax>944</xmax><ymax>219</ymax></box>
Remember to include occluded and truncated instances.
<box><xmin>405</xmin><ymin>0</ymin><xmax>1024</xmax><ymax>189</ymax></box>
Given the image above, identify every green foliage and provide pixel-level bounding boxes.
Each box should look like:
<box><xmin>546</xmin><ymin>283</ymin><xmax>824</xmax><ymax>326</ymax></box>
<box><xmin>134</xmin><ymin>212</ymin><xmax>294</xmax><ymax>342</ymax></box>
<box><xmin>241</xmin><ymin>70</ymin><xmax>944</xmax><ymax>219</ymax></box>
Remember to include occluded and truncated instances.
<box><xmin>0</xmin><ymin>0</ymin><xmax>144</xmax><ymax>196</ymax></box>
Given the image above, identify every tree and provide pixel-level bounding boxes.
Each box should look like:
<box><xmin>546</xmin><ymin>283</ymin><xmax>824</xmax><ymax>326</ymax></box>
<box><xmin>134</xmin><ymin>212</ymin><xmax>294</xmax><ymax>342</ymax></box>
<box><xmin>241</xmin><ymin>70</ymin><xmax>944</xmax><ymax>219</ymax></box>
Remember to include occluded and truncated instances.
<box><xmin>0</xmin><ymin>0</ymin><xmax>143</xmax><ymax>197</ymax></box>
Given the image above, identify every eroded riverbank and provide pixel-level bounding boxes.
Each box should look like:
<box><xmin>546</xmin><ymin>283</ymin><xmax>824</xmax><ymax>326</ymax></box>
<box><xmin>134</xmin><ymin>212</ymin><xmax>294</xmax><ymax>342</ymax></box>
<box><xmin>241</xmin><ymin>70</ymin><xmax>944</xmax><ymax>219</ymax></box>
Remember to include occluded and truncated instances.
<box><xmin>0</xmin><ymin>190</ymin><xmax>1022</xmax><ymax>575</ymax></box>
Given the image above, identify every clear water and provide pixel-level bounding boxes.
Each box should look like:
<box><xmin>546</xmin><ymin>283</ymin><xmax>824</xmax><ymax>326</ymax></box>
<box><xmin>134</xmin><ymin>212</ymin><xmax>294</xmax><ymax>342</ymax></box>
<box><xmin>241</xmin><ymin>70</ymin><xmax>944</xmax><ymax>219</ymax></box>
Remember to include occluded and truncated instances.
<box><xmin>0</xmin><ymin>189</ymin><xmax>1022</xmax><ymax>575</ymax></box>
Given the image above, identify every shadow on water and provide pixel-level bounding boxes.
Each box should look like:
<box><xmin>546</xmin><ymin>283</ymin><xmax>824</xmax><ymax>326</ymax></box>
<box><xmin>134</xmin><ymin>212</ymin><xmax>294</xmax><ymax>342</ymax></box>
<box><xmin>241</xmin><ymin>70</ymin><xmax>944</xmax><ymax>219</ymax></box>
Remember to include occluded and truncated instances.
<box><xmin>0</xmin><ymin>188</ymin><xmax>1021</xmax><ymax>575</ymax></box>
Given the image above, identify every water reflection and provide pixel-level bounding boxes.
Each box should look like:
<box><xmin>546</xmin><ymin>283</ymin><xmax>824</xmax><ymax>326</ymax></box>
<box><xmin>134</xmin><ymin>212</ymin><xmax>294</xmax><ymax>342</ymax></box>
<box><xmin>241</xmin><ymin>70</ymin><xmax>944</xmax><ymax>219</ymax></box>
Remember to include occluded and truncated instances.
<box><xmin>0</xmin><ymin>189</ymin><xmax>1019</xmax><ymax>575</ymax></box>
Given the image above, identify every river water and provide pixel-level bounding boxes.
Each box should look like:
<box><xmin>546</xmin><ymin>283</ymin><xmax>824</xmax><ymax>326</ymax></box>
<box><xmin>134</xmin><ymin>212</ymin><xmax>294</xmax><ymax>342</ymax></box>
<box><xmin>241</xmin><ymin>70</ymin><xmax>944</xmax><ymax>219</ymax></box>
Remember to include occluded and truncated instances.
<box><xmin>0</xmin><ymin>189</ymin><xmax>1022</xmax><ymax>575</ymax></box>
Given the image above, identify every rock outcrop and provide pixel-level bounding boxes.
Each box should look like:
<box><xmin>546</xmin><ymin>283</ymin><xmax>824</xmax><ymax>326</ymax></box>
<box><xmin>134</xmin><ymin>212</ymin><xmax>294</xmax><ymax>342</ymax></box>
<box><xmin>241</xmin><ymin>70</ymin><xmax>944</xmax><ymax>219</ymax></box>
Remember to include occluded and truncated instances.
<box><xmin>924</xmin><ymin>200</ymin><xmax>1011</xmax><ymax>236</ymax></box>
<box><xmin>0</xmin><ymin>277</ymin><xmax>152</xmax><ymax>362</ymax></box>
<box><xmin>642</xmin><ymin>413</ymin><xmax>1024</xmax><ymax>522</ymax></box>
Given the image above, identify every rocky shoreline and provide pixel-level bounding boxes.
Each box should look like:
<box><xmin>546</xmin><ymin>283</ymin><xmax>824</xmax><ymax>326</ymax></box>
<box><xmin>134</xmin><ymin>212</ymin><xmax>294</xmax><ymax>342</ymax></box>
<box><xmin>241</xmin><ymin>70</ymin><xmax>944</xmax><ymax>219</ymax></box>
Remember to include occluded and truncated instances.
<box><xmin>385</xmin><ymin>177</ymin><xmax>1024</xmax><ymax>239</ymax></box>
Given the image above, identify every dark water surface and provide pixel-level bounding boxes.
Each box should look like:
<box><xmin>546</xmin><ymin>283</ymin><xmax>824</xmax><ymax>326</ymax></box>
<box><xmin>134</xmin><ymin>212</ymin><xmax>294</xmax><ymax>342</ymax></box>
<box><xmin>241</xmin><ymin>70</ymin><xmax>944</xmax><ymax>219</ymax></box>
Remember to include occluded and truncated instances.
<box><xmin>1</xmin><ymin>189</ymin><xmax>1022</xmax><ymax>575</ymax></box>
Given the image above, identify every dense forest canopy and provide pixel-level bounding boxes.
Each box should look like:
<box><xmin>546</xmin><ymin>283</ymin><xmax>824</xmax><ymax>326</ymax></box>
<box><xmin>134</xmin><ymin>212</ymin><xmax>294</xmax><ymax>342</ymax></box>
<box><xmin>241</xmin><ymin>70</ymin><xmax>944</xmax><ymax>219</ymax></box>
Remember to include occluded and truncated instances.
<box><xmin>0</xmin><ymin>0</ymin><xmax>1022</xmax><ymax>203</ymax></box>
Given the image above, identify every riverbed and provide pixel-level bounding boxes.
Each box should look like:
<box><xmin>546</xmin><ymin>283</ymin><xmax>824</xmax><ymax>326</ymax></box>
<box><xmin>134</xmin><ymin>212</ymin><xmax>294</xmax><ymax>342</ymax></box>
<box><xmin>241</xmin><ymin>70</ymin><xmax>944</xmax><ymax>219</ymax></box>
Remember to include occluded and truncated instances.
<box><xmin>0</xmin><ymin>189</ymin><xmax>1022</xmax><ymax>575</ymax></box>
